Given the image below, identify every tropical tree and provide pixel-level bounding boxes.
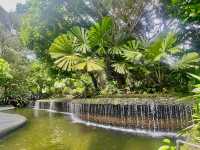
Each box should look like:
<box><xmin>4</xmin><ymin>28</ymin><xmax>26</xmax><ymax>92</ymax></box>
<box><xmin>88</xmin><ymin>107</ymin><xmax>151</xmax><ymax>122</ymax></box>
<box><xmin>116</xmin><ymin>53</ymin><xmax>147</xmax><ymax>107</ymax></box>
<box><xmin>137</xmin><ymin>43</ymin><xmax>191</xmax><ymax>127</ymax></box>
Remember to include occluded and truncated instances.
<box><xmin>144</xmin><ymin>31</ymin><xmax>200</xmax><ymax>91</ymax></box>
<box><xmin>164</xmin><ymin>0</ymin><xmax>200</xmax><ymax>23</ymax></box>
<box><xmin>0</xmin><ymin>58</ymin><xmax>12</xmax><ymax>83</ymax></box>
<box><xmin>88</xmin><ymin>17</ymin><xmax>114</xmax><ymax>80</ymax></box>
<box><xmin>111</xmin><ymin>31</ymin><xmax>200</xmax><ymax>92</ymax></box>
<box><xmin>50</xmin><ymin>17</ymin><xmax>145</xmax><ymax>91</ymax></box>
<box><xmin>88</xmin><ymin>17</ymin><xmax>143</xmax><ymax>87</ymax></box>
<box><xmin>27</xmin><ymin>61</ymin><xmax>54</xmax><ymax>98</ymax></box>
<box><xmin>111</xmin><ymin>39</ymin><xmax>145</xmax><ymax>89</ymax></box>
<box><xmin>163</xmin><ymin>0</ymin><xmax>200</xmax><ymax>55</ymax></box>
<box><xmin>49</xmin><ymin>26</ymin><xmax>104</xmax><ymax>93</ymax></box>
<box><xmin>0</xmin><ymin>58</ymin><xmax>12</xmax><ymax>98</ymax></box>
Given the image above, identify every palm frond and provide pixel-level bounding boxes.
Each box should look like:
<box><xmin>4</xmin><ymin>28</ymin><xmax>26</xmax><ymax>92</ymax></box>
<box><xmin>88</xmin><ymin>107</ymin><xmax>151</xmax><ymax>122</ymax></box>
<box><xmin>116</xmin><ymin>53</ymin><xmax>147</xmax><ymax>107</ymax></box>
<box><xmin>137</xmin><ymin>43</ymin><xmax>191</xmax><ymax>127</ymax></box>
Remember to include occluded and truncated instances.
<box><xmin>54</xmin><ymin>55</ymin><xmax>81</xmax><ymax>71</ymax></box>
<box><xmin>109</xmin><ymin>46</ymin><xmax>123</xmax><ymax>55</ymax></box>
<box><xmin>112</xmin><ymin>63</ymin><xmax>128</xmax><ymax>75</ymax></box>
<box><xmin>146</xmin><ymin>36</ymin><xmax>164</xmax><ymax>61</ymax></box>
<box><xmin>89</xmin><ymin>16</ymin><xmax>113</xmax><ymax>54</ymax></box>
<box><xmin>162</xmin><ymin>32</ymin><xmax>177</xmax><ymax>52</ymax></box>
<box><xmin>74</xmin><ymin>57</ymin><xmax>104</xmax><ymax>72</ymax></box>
<box><xmin>120</xmin><ymin>40</ymin><xmax>143</xmax><ymax>62</ymax></box>
<box><xmin>146</xmin><ymin>32</ymin><xmax>179</xmax><ymax>62</ymax></box>
<box><xmin>188</xmin><ymin>73</ymin><xmax>200</xmax><ymax>81</ymax></box>
<box><xmin>123</xmin><ymin>51</ymin><xmax>142</xmax><ymax>62</ymax></box>
<box><xmin>49</xmin><ymin>34</ymin><xmax>74</xmax><ymax>59</ymax></box>
<box><xmin>173</xmin><ymin>52</ymin><xmax>200</xmax><ymax>70</ymax></box>
<box><xmin>71</xmin><ymin>26</ymin><xmax>91</xmax><ymax>54</ymax></box>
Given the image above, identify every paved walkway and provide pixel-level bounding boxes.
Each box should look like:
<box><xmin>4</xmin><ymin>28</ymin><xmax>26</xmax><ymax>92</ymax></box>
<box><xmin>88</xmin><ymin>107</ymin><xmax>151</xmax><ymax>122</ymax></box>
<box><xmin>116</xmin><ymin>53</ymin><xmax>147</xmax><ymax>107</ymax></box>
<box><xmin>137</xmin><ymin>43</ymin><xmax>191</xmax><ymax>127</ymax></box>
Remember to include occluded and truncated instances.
<box><xmin>0</xmin><ymin>106</ymin><xmax>15</xmax><ymax>111</ymax></box>
<box><xmin>0</xmin><ymin>106</ymin><xmax>27</xmax><ymax>138</ymax></box>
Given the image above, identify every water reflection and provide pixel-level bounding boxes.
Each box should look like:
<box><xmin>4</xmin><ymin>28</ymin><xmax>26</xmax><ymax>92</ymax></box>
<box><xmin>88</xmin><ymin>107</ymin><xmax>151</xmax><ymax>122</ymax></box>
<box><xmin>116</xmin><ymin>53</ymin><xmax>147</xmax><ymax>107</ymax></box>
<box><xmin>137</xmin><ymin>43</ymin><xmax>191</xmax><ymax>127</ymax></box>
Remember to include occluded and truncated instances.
<box><xmin>0</xmin><ymin>109</ymin><xmax>163</xmax><ymax>150</ymax></box>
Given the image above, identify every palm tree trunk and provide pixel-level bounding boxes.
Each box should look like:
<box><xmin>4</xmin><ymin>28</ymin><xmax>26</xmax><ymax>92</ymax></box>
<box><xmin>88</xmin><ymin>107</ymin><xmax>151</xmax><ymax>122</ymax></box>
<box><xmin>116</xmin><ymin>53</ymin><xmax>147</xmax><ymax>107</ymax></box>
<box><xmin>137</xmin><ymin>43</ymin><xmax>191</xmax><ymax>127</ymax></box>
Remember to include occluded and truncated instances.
<box><xmin>89</xmin><ymin>72</ymin><xmax>100</xmax><ymax>93</ymax></box>
<box><xmin>105</xmin><ymin>54</ymin><xmax>113</xmax><ymax>81</ymax></box>
<box><xmin>4</xmin><ymin>85</ymin><xmax>8</xmax><ymax>98</ymax></box>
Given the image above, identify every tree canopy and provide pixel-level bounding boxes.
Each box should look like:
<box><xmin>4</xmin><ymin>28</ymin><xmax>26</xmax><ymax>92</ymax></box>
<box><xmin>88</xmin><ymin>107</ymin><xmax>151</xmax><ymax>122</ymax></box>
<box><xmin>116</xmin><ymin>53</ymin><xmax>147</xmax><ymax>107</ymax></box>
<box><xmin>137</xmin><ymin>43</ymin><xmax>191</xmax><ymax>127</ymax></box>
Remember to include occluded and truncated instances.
<box><xmin>0</xmin><ymin>0</ymin><xmax>199</xmax><ymax>106</ymax></box>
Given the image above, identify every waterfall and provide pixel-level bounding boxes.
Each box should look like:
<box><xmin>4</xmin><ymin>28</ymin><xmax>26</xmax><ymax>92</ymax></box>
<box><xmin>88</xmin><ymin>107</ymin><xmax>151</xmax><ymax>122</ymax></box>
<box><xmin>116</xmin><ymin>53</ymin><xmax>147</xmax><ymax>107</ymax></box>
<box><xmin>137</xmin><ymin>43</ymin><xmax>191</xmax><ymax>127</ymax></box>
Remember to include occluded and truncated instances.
<box><xmin>34</xmin><ymin>101</ymin><xmax>40</xmax><ymax>109</ymax></box>
<box><xmin>33</xmin><ymin>101</ymin><xmax>40</xmax><ymax>117</ymax></box>
<box><xmin>70</xmin><ymin>111</ymin><xmax>177</xmax><ymax>137</ymax></box>
<box><xmin>48</xmin><ymin>100</ymin><xmax>57</xmax><ymax>113</ymax></box>
<box><xmin>32</xmin><ymin>98</ymin><xmax>194</xmax><ymax>137</ymax></box>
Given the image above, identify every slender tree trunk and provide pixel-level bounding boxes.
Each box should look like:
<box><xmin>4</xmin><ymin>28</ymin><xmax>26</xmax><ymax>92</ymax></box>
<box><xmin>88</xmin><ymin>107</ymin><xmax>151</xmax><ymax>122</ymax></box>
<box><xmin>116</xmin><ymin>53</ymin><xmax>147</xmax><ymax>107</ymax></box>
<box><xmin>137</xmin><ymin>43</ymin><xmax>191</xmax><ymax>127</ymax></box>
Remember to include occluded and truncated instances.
<box><xmin>154</xmin><ymin>64</ymin><xmax>164</xmax><ymax>91</ymax></box>
<box><xmin>89</xmin><ymin>72</ymin><xmax>99</xmax><ymax>93</ymax></box>
<box><xmin>105</xmin><ymin>54</ymin><xmax>113</xmax><ymax>81</ymax></box>
<box><xmin>4</xmin><ymin>86</ymin><xmax>8</xmax><ymax>98</ymax></box>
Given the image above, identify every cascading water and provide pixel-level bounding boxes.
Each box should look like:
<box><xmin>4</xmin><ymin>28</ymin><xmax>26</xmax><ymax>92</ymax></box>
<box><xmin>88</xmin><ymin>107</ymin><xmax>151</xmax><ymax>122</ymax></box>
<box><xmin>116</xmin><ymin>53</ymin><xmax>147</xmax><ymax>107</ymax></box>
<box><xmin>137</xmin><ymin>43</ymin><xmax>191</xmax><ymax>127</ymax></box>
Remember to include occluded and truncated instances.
<box><xmin>33</xmin><ymin>98</ymin><xmax>194</xmax><ymax>137</ymax></box>
<box><xmin>49</xmin><ymin>101</ymin><xmax>55</xmax><ymax>111</ymax></box>
<box><xmin>72</xmin><ymin>103</ymin><xmax>193</xmax><ymax>134</ymax></box>
<box><xmin>34</xmin><ymin>101</ymin><xmax>40</xmax><ymax>109</ymax></box>
<box><xmin>33</xmin><ymin>101</ymin><xmax>40</xmax><ymax>117</ymax></box>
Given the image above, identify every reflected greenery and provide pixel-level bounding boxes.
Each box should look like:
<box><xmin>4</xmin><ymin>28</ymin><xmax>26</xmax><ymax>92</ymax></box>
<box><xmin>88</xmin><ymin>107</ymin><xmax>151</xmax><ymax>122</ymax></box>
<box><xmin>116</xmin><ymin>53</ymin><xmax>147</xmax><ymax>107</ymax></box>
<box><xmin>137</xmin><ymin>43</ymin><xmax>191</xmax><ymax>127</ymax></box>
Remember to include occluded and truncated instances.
<box><xmin>0</xmin><ymin>109</ymin><xmax>163</xmax><ymax>150</ymax></box>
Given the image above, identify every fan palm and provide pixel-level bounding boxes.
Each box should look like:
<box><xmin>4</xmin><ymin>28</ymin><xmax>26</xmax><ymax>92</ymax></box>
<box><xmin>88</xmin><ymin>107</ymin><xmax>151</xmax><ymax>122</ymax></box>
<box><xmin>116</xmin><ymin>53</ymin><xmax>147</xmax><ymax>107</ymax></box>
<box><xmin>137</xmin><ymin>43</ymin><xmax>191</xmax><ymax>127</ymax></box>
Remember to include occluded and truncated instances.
<box><xmin>49</xmin><ymin>34</ymin><xmax>80</xmax><ymax>71</ymax></box>
<box><xmin>144</xmin><ymin>31</ymin><xmax>200</xmax><ymax>90</ymax></box>
<box><xmin>74</xmin><ymin>57</ymin><xmax>103</xmax><ymax>72</ymax></box>
<box><xmin>120</xmin><ymin>40</ymin><xmax>143</xmax><ymax>62</ymax></box>
<box><xmin>111</xmin><ymin>40</ymin><xmax>143</xmax><ymax>75</ymax></box>
<box><xmin>49</xmin><ymin>27</ymin><xmax>103</xmax><ymax>72</ymax></box>
<box><xmin>143</xmin><ymin>32</ymin><xmax>181</xmax><ymax>88</ymax></box>
<box><xmin>70</xmin><ymin>26</ymin><xmax>91</xmax><ymax>54</ymax></box>
<box><xmin>89</xmin><ymin>16</ymin><xmax>113</xmax><ymax>55</ymax></box>
<box><xmin>88</xmin><ymin>16</ymin><xmax>117</xmax><ymax>81</ymax></box>
<box><xmin>172</xmin><ymin>52</ymin><xmax>200</xmax><ymax>70</ymax></box>
<box><xmin>49</xmin><ymin>27</ymin><xmax>104</xmax><ymax>92</ymax></box>
<box><xmin>145</xmin><ymin>32</ymin><xmax>180</xmax><ymax>62</ymax></box>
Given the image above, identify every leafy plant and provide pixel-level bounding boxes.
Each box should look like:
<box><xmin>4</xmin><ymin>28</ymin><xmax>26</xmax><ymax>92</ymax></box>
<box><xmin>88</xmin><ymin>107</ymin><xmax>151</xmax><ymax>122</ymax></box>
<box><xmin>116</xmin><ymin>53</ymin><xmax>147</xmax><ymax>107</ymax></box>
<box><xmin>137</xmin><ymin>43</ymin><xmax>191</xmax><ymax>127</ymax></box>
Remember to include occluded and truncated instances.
<box><xmin>172</xmin><ymin>52</ymin><xmax>200</xmax><ymax>70</ymax></box>
<box><xmin>158</xmin><ymin>139</ymin><xmax>176</xmax><ymax>150</ymax></box>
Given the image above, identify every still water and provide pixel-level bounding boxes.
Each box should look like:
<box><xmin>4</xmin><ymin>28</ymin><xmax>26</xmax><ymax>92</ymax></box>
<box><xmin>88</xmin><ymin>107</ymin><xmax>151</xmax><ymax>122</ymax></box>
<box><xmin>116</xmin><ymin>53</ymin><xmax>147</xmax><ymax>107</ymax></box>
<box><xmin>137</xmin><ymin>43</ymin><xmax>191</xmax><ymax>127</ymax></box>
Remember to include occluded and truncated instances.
<box><xmin>0</xmin><ymin>109</ymin><xmax>164</xmax><ymax>150</ymax></box>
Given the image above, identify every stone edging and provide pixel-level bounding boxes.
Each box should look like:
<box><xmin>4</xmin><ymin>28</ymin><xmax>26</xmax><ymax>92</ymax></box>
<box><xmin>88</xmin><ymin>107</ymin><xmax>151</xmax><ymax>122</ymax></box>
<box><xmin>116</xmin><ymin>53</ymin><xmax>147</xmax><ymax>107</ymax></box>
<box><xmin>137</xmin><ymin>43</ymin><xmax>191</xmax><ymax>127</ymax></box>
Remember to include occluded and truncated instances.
<box><xmin>0</xmin><ymin>106</ymin><xmax>15</xmax><ymax>111</ymax></box>
<box><xmin>0</xmin><ymin>107</ymin><xmax>27</xmax><ymax>138</ymax></box>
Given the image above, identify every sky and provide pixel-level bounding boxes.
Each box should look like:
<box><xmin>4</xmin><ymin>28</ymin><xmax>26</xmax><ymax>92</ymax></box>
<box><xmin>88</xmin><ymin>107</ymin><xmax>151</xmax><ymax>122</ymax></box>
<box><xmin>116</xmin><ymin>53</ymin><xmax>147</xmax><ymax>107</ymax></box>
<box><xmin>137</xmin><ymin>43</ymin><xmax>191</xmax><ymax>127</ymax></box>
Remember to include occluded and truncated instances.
<box><xmin>0</xmin><ymin>0</ymin><xmax>25</xmax><ymax>12</ymax></box>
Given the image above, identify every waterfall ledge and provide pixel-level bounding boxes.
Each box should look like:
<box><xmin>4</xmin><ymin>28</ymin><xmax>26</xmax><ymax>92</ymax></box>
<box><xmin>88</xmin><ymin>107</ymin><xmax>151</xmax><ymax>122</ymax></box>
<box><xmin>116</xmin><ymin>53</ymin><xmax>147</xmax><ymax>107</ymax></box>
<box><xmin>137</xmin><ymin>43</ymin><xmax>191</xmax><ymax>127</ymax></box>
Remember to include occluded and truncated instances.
<box><xmin>33</xmin><ymin>97</ymin><xmax>194</xmax><ymax>137</ymax></box>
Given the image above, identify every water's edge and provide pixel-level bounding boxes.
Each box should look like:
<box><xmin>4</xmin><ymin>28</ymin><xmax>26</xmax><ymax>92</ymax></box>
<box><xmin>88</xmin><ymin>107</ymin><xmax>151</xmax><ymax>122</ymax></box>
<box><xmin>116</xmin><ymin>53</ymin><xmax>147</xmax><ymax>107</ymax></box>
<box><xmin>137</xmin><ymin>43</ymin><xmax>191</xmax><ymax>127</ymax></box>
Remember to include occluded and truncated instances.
<box><xmin>34</xmin><ymin>108</ymin><xmax>178</xmax><ymax>138</ymax></box>
<box><xmin>33</xmin><ymin>98</ymin><xmax>193</xmax><ymax>138</ymax></box>
<box><xmin>0</xmin><ymin>107</ymin><xmax>27</xmax><ymax>139</ymax></box>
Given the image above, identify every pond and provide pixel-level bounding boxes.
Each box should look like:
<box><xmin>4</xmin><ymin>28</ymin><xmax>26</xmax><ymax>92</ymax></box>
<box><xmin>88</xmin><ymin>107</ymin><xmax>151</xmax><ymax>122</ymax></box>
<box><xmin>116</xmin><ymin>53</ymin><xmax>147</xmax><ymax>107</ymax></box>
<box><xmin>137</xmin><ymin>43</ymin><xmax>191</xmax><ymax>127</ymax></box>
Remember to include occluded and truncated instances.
<box><xmin>0</xmin><ymin>109</ymin><xmax>165</xmax><ymax>150</ymax></box>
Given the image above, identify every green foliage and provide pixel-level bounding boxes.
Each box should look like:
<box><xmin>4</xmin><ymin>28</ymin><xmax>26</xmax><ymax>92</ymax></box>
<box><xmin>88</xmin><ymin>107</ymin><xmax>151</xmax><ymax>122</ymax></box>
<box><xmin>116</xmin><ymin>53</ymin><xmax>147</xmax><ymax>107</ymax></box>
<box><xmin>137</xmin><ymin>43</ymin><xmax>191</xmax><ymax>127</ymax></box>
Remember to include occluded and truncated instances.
<box><xmin>71</xmin><ymin>26</ymin><xmax>91</xmax><ymax>54</ymax></box>
<box><xmin>27</xmin><ymin>61</ymin><xmax>54</xmax><ymax>95</ymax></box>
<box><xmin>89</xmin><ymin>16</ymin><xmax>113</xmax><ymax>55</ymax></box>
<box><xmin>121</xmin><ymin>40</ymin><xmax>143</xmax><ymax>62</ymax></box>
<box><xmin>101</xmin><ymin>81</ymin><xmax>121</xmax><ymax>95</ymax></box>
<box><xmin>0</xmin><ymin>58</ymin><xmax>12</xmax><ymax>83</ymax></box>
<box><xmin>20</xmin><ymin>0</ymin><xmax>70</xmax><ymax>60</ymax></box>
<box><xmin>165</xmin><ymin>0</ymin><xmax>200</xmax><ymax>23</ymax></box>
<box><xmin>184</xmin><ymin>73</ymin><xmax>200</xmax><ymax>143</ymax></box>
<box><xmin>145</xmin><ymin>32</ymin><xmax>179</xmax><ymax>62</ymax></box>
<box><xmin>172</xmin><ymin>52</ymin><xmax>200</xmax><ymax>70</ymax></box>
<box><xmin>16</xmin><ymin>0</ymin><xmax>200</xmax><ymax>100</ymax></box>
<box><xmin>158</xmin><ymin>139</ymin><xmax>176</xmax><ymax>150</ymax></box>
<box><xmin>74</xmin><ymin>58</ymin><xmax>104</xmax><ymax>72</ymax></box>
<box><xmin>48</xmin><ymin>17</ymin><xmax>200</xmax><ymax>94</ymax></box>
<box><xmin>112</xmin><ymin>63</ymin><xmax>128</xmax><ymax>75</ymax></box>
<box><xmin>49</xmin><ymin>27</ymin><xmax>104</xmax><ymax>73</ymax></box>
<box><xmin>62</xmin><ymin>74</ymin><xmax>95</xmax><ymax>97</ymax></box>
